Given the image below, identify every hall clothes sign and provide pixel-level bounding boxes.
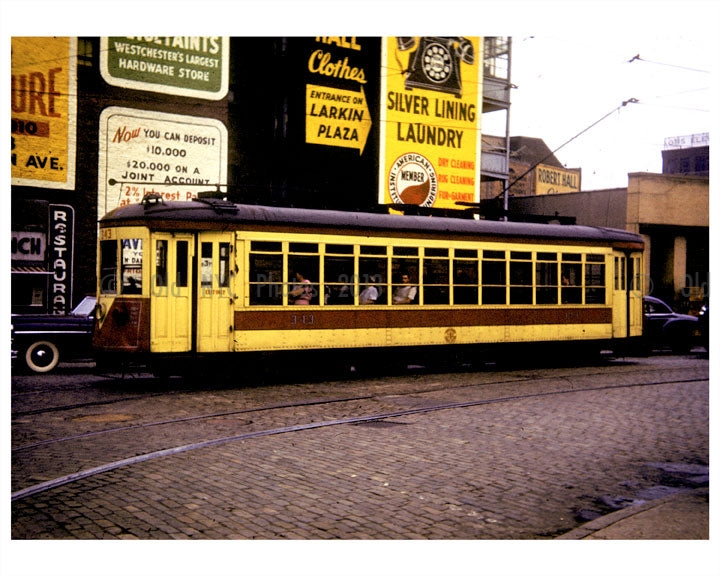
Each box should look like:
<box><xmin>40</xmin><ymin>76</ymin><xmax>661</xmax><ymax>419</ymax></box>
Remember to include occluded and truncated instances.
<box><xmin>11</xmin><ymin>37</ymin><xmax>77</xmax><ymax>190</ymax></box>
<box><xmin>305</xmin><ymin>37</ymin><xmax>372</xmax><ymax>154</ymax></box>
<box><xmin>379</xmin><ymin>37</ymin><xmax>482</xmax><ymax>210</ymax></box>
<box><xmin>98</xmin><ymin>107</ymin><xmax>228</xmax><ymax>220</ymax></box>
<box><xmin>101</xmin><ymin>37</ymin><xmax>229</xmax><ymax>100</ymax></box>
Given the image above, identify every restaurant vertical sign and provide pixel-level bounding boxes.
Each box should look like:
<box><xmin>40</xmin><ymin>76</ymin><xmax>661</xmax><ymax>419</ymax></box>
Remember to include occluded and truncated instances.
<box><xmin>11</xmin><ymin>37</ymin><xmax>77</xmax><ymax>189</ymax></box>
<box><xmin>379</xmin><ymin>37</ymin><xmax>482</xmax><ymax>210</ymax></box>
<box><xmin>49</xmin><ymin>204</ymin><xmax>74</xmax><ymax>314</ymax></box>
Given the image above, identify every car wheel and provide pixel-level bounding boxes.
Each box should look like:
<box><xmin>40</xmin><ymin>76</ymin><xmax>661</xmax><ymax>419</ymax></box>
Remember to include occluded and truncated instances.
<box><xmin>24</xmin><ymin>340</ymin><xmax>61</xmax><ymax>373</ymax></box>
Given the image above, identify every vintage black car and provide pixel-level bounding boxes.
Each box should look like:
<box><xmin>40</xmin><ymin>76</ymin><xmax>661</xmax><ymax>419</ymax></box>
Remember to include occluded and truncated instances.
<box><xmin>643</xmin><ymin>295</ymin><xmax>700</xmax><ymax>353</ymax></box>
<box><xmin>11</xmin><ymin>296</ymin><xmax>96</xmax><ymax>373</ymax></box>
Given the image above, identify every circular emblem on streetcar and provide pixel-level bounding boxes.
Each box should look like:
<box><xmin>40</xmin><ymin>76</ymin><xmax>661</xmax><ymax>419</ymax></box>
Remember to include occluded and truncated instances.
<box><xmin>422</xmin><ymin>42</ymin><xmax>453</xmax><ymax>84</ymax></box>
<box><xmin>444</xmin><ymin>328</ymin><xmax>457</xmax><ymax>344</ymax></box>
<box><xmin>388</xmin><ymin>153</ymin><xmax>438</xmax><ymax>207</ymax></box>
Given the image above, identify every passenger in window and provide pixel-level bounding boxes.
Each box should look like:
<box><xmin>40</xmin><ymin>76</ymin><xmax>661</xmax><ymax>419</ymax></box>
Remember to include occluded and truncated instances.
<box><xmin>359</xmin><ymin>275</ymin><xmax>381</xmax><ymax>305</ymax></box>
<box><xmin>289</xmin><ymin>271</ymin><xmax>312</xmax><ymax>305</ymax></box>
<box><xmin>124</xmin><ymin>276</ymin><xmax>141</xmax><ymax>294</ymax></box>
<box><xmin>393</xmin><ymin>273</ymin><xmax>417</xmax><ymax>304</ymax></box>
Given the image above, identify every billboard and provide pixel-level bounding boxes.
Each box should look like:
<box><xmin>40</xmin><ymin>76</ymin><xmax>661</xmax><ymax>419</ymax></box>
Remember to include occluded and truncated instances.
<box><xmin>11</xmin><ymin>37</ymin><xmax>77</xmax><ymax>189</ymax></box>
<box><xmin>379</xmin><ymin>37</ymin><xmax>482</xmax><ymax>210</ymax></box>
<box><xmin>101</xmin><ymin>37</ymin><xmax>229</xmax><ymax>100</ymax></box>
<box><xmin>305</xmin><ymin>37</ymin><xmax>373</xmax><ymax>154</ymax></box>
<box><xmin>98</xmin><ymin>107</ymin><xmax>228</xmax><ymax>219</ymax></box>
<box><xmin>535</xmin><ymin>164</ymin><xmax>581</xmax><ymax>195</ymax></box>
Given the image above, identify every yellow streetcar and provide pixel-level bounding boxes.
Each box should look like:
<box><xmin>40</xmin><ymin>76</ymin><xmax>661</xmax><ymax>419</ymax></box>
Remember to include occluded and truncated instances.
<box><xmin>94</xmin><ymin>196</ymin><xmax>644</xmax><ymax>375</ymax></box>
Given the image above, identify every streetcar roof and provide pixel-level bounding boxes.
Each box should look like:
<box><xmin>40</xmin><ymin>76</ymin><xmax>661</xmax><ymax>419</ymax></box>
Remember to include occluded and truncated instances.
<box><xmin>99</xmin><ymin>198</ymin><xmax>644</xmax><ymax>248</ymax></box>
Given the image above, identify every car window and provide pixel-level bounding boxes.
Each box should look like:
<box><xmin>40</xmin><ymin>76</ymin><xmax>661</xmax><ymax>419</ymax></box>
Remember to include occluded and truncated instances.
<box><xmin>71</xmin><ymin>296</ymin><xmax>97</xmax><ymax>316</ymax></box>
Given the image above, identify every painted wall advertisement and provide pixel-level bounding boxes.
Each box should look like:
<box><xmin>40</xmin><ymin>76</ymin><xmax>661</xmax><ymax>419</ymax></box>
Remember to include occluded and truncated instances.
<box><xmin>11</xmin><ymin>37</ymin><xmax>77</xmax><ymax>189</ymax></box>
<box><xmin>101</xmin><ymin>36</ymin><xmax>229</xmax><ymax>100</ymax></box>
<box><xmin>535</xmin><ymin>164</ymin><xmax>581</xmax><ymax>195</ymax></box>
<box><xmin>98</xmin><ymin>107</ymin><xmax>228</xmax><ymax>220</ymax></box>
<box><xmin>305</xmin><ymin>37</ymin><xmax>372</xmax><ymax>154</ymax></box>
<box><xmin>379</xmin><ymin>37</ymin><xmax>482</xmax><ymax>210</ymax></box>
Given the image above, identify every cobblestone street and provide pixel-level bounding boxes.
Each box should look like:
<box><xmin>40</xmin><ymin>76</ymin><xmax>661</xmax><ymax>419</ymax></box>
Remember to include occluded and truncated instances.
<box><xmin>8</xmin><ymin>355</ymin><xmax>711</xmax><ymax>575</ymax></box>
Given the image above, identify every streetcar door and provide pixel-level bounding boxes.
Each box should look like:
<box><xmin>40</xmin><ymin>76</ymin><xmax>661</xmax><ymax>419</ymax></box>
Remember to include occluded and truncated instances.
<box><xmin>612</xmin><ymin>252</ymin><xmax>628</xmax><ymax>338</ymax></box>
<box><xmin>150</xmin><ymin>233</ymin><xmax>194</xmax><ymax>352</ymax></box>
<box><xmin>628</xmin><ymin>252</ymin><xmax>644</xmax><ymax>337</ymax></box>
<box><xmin>196</xmin><ymin>232</ymin><xmax>235</xmax><ymax>352</ymax></box>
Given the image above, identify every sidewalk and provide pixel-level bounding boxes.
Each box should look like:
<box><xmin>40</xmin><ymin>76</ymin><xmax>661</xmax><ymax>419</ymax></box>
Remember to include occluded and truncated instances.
<box><xmin>556</xmin><ymin>487</ymin><xmax>709</xmax><ymax>539</ymax></box>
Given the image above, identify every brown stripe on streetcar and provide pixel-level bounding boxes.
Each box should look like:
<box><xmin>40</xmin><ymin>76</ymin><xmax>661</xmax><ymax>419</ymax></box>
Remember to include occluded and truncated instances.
<box><xmin>234</xmin><ymin>308</ymin><xmax>613</xmax><ymax>330</ymax></box>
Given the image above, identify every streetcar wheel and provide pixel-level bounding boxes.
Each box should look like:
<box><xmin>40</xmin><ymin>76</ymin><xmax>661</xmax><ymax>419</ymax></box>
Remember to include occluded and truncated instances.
<box><xmin>24</xmin><ymin>340</ymin><xmax>61</xmax><ymax>373</ymax></box>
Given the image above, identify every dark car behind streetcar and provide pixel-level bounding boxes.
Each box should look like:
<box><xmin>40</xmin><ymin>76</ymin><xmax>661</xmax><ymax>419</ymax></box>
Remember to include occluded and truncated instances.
<box><xmin>643</xmin><ymin>295</ymin><xmax>700</xmax><ymax>353</ymax></box>
<box><xmin>11</xmin><ymin>296</ymin><xmax>96</xmax><ymax>373</ymax></box>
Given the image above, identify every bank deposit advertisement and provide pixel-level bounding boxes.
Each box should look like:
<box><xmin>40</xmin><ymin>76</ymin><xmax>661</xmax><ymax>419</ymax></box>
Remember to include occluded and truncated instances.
<box><xmin>11</xmin><ymin>37</ymin><xmax>77</xmax><ymax>189</ymax></box>
<box><xmin>101</xmin><ymin>37</ymin><xmax>229</xmax><ymax>100</ymax></box>
<box><xmin>379</xmin><ymin>37</ymin><xmax>482</xmax><ymax>210</ymax></box>
<box><xmin>98</xmin><ymin>107</ymin><xmax>228</xmax><ymax>220</ymax></box>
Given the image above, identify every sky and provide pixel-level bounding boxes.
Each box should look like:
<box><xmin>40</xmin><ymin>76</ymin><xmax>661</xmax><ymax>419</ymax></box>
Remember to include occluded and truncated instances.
<box><xmin>482</xmin><ymin>32</ymin><xmax>716</xmax><ymax>190</ymax></box>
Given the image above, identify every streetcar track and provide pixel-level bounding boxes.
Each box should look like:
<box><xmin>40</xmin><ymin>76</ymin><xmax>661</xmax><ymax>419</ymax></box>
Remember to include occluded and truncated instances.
<box><xmin>11</xmin><ymin>376</ymin><xmax>708</xmax><ymax>502</ymax></box>
<box><xmin>11</xmin><ymin>364</ymin><xmax>700</xmax><ymax>450</ymax></box>
<box><xmin>10</xmin><ymin>362</ymin><xmax>676</xmax><ymax>418</ymax></box>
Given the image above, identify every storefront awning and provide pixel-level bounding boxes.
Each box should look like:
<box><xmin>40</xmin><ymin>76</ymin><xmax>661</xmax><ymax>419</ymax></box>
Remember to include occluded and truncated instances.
<box><xmin>12</xmin><ymin>265</ymin><xmax>51</xmax><ymax>274</ymax></box>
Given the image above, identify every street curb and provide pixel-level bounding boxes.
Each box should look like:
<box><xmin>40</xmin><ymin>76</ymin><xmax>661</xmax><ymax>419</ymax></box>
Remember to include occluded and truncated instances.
<box><xmin>555</xmin><ymin>487</ymin><xmax>709</xmax><ymax>540</ymax></box>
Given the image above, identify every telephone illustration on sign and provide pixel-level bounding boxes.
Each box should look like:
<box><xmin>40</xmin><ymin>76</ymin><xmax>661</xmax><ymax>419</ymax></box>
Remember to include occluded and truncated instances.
<box><xmin>396</xmin><ymin>37</ymin><xmax>475</xmax><ymax>98</ymax></box>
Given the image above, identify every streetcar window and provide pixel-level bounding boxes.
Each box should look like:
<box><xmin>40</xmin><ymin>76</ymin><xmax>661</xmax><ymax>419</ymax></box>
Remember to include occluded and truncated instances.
<box><xmin>561</xmin><ymin>259</ymin><xmax>582</xmax><ymax>304</ymax></box>
<box><xmin>453</xmin><ymin>259</ymin><xmax>478</xmax><ymax>304</ymax></box>
<box><xmin>394</xmin><ymin>246</ymin><xmax>418</xmax><ymax>256</ymax></box>
<box><xmin>176</xmin><ymin>241</ymin><xmax>189</xmax><ymax>288</ymax></box>
<box><xmin>615</xmin><ymin>257</ymin><xmax>626</xmax><ymax>291</ymax></box>
<box><xmin>391</xmin><ymin>254</ymin><xmax>419</xmax><ymax>305</ymax></box>
<box><xmin>510</xmin><ymin>257</ymin><xmax>533</xmax><ymax>304</ymax></box>
<box><xmin>423</xmin><ymin>255</ymin><xmax>449</xmax><ymax>305</ymax></box>
<box><xmin>287</xmin><ymin>253</ymin><xmax>319</xmax><ymax>305</ymax></box>
<box><xmin>121</xmin><ymin>238</ymin><xmax>143</xmax><ymax>295</ymax></box>
<box><xmin>425</xmin><ymin>247</ymin><xmax>449</xmax><ymax>258</ymax></box>
<box><xmin>585</xmin><ymin>259</ymin><xmax>606</xmax><ymax>304</ymax></box>
<box><xmin>100</xmin><ymin>240</ymin><xmax>117</xmax><ymax>294</ymax></box>
<box><xmin>482</xmin><ymin>250</ymin><xmax>506</xmax><ymax>305</ymax></box>
<box><xmin>155</xmin><ymin>240</ymin><xmax>168</xmax><ymax>288</ymax></box>
<box><xmin>360</xmin><ymin>245</ymin><xmax>386</xmax><ymax>255</ymax></box>
<box><xmin>325</xmin><ymin>254</ymin><xmax>355</xmax><ymax>305</ymax></box>
<box><xmin>251</xmin><ymin>241</ymin><xmax>281</xmax><ymax>253</ymax></box>
<box><xmin>326</xmin><ymin>244</ymin><xmax>354</xmax><ymax>255</ymax></box>
<box><xmin>249</xmin><ymin>252</ymin><xmax>282</xmax><ymax>305</ymax></box>
<box><xmin>536</xmin><ymin>260</ymin><xmax>558</xmax><ymax>304</ymax></box>
<box><xmin>200</xmin><ymin>243</ymin><xmax>213</xmax><ymax>288</ymax></box>
<box><xmin>455</xmin><ymin>249</ymin><xmax>478</xmax><ymax>259</ymax></box>
<box><xmin>219</xmin><ymin>243</ymin><xmax>231</xmax><ymax>288</ymax></box>
<box><xmin>289</xmin><ymin>242</ymin><xmax>318</xmax><ymax>253</ymax></box>
<box><xmin>359</xmin><ymin>256</ymin><xmax>388</xmax><ymax>305</ymax></box>
<box><xmin>536</xmin><ymin>252</ymin><xmax>557</xmax><ymax>261</ymax></box>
